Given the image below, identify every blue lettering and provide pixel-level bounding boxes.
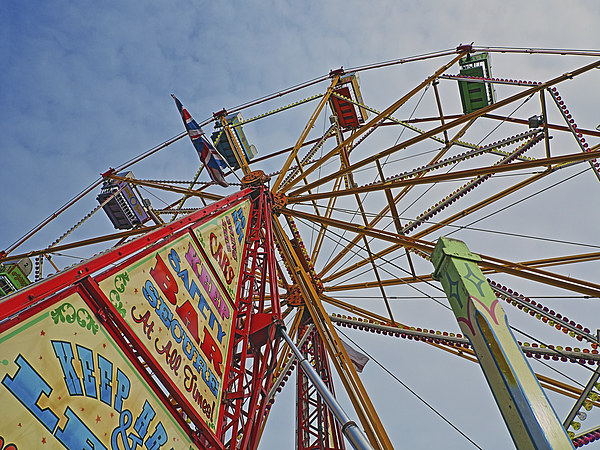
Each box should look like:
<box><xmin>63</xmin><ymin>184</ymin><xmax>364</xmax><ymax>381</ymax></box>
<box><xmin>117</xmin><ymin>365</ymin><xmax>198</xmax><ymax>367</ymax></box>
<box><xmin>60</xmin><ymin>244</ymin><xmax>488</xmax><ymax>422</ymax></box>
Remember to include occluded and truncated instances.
<box><xmin>156</xmin><ymin>297</ymin><xmax>173</xmax><ymax>328</ymax></box>
<box><xmin>134</xmin><ymin>400</ymin><xmax>156</xmax><ymax>440</ymax></box>
<box><xmin>188</xmin><ymin>280</ymin><xmax>202</xmax><ymax>302</ymax></box>
<box><xmin>208</xmin><ymin>371</ymin><xmax>219</xmax><ymax>398</ymax></box>
<box><xmin>143</xmin><ymin>280</ymin><xmax>160</xmax><ymax>308</ymax></box>
<box><xmin>214</xmin><ymin>321</ymin><xmax>226</xmax><ymax>344</ymax></box>
<box><xmin>114</xmin><ymin>368</ymin><xmax>131</xmax><ymax>413</ymax></box>
<box><xmin>168</xmin><ymin>248</ymin><xmax>181</xmax><ymax>273</ymax></box>
<box><xmin>145</xmin><ymin>422</ymin><xmax>167</xmax><ymax>450</ymax></box>
<box><xmin>55</xmin><ymin>407</ymin><xmax>107</xmax><ymax>450</ymax></box>
<box><xmin>77</xmin><ymin>345</ymin><xmax>97</xmax><ymax>399</ymax></box>
<box><xmin>98</xmin><ymin>354</ymin><xmax>113</xmax><ymax>407</ymax></box>
<box><xmin>2</xmin><ymin>354</ymin><xmax>59</xmax><ymax>432</ymax></box>
<box><xmin>178</xmin><ymin>266</ymin><xmax>190</xmax><ymax>292</ymax></box>
<box><xmin>52</xmin><ymin>341</ymin><xmax>83</xmax><ymax>396</ymax></box>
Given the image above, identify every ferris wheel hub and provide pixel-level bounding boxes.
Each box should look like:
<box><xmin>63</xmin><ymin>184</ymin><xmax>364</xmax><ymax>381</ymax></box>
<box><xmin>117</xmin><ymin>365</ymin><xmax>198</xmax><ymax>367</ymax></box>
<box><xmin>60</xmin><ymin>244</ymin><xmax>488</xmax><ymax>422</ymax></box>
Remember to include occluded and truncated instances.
<box><xmin>241</xmin><ymin>170</ymin><xmax>270</xmax><ymax>188</ymax></box>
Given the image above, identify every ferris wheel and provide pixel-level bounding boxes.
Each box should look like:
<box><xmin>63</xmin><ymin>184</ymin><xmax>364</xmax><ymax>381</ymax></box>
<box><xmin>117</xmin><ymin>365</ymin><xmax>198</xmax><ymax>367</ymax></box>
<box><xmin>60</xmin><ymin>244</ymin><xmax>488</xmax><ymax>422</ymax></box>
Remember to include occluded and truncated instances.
<box><xmin>1</xmin><ymin>44</ymin><xmax>600</xmax><ymax>449</ymax></box>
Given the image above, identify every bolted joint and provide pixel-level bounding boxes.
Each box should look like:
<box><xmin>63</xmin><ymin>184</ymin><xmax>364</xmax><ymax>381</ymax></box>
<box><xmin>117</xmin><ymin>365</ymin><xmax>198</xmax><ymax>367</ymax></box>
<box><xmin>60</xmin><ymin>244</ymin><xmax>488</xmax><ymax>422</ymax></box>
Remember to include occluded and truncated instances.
<box><xmin>329</xmin><ymin>67</ymin><xmax>345</xmax><ymax>78</ymax></box>
<box><xmin>213</xmin><ymin>108</ymin><xmax>227</xmax><ymax>119</ymax></box>
<box><xmin>271</xmin><ymin>192</ymin><xmax>287</xmax><ymax>215</ymax></box>
<box><xmin>100</xmin><ymin>168</ymin><xmax>115</xmax><ymax>178</ymax></box>
<box><xmin>287</xmin><ymin>284</ymin><xmax>304</xmax><ymax>307</ymax></box>
<box><xmin>456</xmin><ymin>43</ymin><xmax>473</xmax><ymax>54</ymax></box>
<box><xmin>241</xmin><ymin>170</ymin><xmax>270</xmax><ymax>188</ymax></box>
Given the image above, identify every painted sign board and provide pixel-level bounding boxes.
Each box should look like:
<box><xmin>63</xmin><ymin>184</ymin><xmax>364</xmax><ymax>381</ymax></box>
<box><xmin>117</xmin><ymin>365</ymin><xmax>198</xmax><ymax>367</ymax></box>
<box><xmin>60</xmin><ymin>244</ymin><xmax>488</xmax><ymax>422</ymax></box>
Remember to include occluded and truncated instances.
<box><xmin>191</xmin><ymin>199</ymin><xmax>251</xmax><ymax>301</ymax></box>
<box><xmin>95</xmin><ymin>230</ymin><xmax>240</xmax><ymax>439</ymax></box>
<box><xmin>0</xmin><ymin>288</ymin><xmax>198</xmax><ymax>449</ymax></box>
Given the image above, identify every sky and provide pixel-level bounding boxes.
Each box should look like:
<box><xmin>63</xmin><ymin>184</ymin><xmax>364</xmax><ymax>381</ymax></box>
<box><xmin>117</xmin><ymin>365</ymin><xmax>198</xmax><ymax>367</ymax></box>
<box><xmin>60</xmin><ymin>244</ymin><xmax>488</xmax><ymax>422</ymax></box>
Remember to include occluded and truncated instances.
<box><xmin>1</xmin><ymin>1</ymin><xmax>600</xmax><ymax>449</ymax></box>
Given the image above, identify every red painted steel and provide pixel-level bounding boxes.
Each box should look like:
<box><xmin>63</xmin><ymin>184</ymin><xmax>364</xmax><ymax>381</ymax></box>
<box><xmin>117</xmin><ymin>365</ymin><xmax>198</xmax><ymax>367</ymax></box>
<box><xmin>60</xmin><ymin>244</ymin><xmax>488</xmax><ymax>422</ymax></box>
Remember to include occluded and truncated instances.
<box><xmin>219</xmin><ymin>186</ymin><xmax>283</xmax><ymax>449</ymax></box>
<box><xmin>330</xmin><ymin>86</ymin><xmax>360</xmax><ymax>129</ymax></box>
<box><xmin>297</xmin><ymin>314</ymin><xmax>346</xmax><ymax>450</ymax></box>
<box><xmin>0</xmin><ymin>186</ymin><xmax>282</xmax><ymax>450</ymax></box>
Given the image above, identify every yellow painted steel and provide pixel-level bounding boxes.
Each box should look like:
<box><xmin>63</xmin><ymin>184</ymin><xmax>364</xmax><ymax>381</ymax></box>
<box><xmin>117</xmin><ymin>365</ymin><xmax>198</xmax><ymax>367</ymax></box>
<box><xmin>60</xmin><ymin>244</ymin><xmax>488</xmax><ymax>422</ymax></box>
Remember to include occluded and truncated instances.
<box><xmin>310</xmin><ymin>176</ymin><xmax>344</xmax><ymax>262</ymax></box>
<box><xmin>273</xmin><ymin>218</ymin><xmax>394</xmax><ymax>450</ymax></box>
<box><xmin>287</xmin><ymin>149</ymin><xmax>600</xmax><ymax>204</ymax></box>
<box><xmin>281</xmin><ymin>51</ymin><xmax>470</xmax><ymax>194</ymax></box>
<box><xmin>271</xmin><ymin>75</ymin><xmax>341</xmax><ymax>192</ymax></box>
<box><xmin>288</xmin><ymin>58</ymin><xmax>600</xmax><ymax>198</ymax></box>
<box><xmin>107</xmin><ymin>173</ymin><xmax>224</xmax><ymax>201</ymax></box>
<box><xmin>220</xmin><ymin>116</ymin><xmax>251</xmax><ymax>175</ymax></box>
<box><xmin>320</xmin><ymin>170</ymin><xmax>552</xmax><ymax>284</ymax></box>
<box><xmin>325</xmin><ymin>250</ymin><xmax>600</xmax><ymax>292</ymax></box>
<box><xmin>283</xmin><ymin>207</ymin><xmax>600</xmax><ymax>298</ymax></box>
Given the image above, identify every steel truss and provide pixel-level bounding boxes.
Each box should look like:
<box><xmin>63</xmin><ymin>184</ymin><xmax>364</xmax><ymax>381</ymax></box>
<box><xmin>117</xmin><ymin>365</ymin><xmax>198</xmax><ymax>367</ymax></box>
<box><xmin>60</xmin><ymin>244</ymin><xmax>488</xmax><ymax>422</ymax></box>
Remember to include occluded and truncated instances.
<box><xmin>297</xmin><ymin>312</ymin><xmax>346</xmax><ymax>450</ymax></box>
<box><xmin>4</xmin><ymin>45</ymin><xmax>600</xmax><ymax>449</ymax></box>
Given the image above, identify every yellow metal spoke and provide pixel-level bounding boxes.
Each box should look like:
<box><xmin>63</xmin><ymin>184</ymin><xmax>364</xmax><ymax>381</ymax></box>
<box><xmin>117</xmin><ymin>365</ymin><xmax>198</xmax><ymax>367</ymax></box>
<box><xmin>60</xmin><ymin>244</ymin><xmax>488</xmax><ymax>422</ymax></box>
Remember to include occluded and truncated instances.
<box><xmin>271</xmin><ymin>75</ymin><xmax>341</xmax><ymax>192</ymax></box>
<box><xmin>273</xmin><ymin>217</ymin><xmax>394</xmax><ymax>449</ymax></box>
<box><xmin>288</xmin><ymin>57</ymin><xmax>600</xmax><ymax>198</ymax></box>
<box><xmin>280</xmin><ymin>51</ymin><xmax>470</xmax><ymax>195</ymax></box>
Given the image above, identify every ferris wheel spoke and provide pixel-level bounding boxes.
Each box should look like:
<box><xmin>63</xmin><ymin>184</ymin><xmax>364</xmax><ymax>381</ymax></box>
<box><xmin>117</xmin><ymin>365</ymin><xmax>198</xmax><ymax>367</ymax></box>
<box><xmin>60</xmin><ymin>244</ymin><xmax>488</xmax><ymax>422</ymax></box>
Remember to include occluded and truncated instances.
<box><xmin>309</xmin><ymin>177</ymin><xmax>345</xmax><ymax>263</ymax></box>
<box><xmin>325</xmin><ymin>275</ymin><xmax>433</xmax><ymax>292</ymax></box>
<box><xmin>282</xmin><ymin>52</ymin><xmax>470</xmax><ymax>197</ymax></box>
<box><xmin>401</xmin><ymin>133</ymin><xmax>543</xmax><ymax>235</ymax></box>
<box><xmin>322</xmin><ymin>234</ymin><xmax>420</xmax><ymax>284</ymax></box>
<box><xmin>289</xmin><ymin>58</ymin><xmax>600</xmax><ymax>200</ymax></box>
<box><xmin>478</xmin><ymin>256</ymin><xmax>600</xmax><ymax>298</ymax></box>
<box><xmin>412</xmin><ymin>171</ymin><xmax>549</xmax><ymax>239</ymax></box>
<box><xmin>282</xmin><ymin>207</ymin><xmax>434</xmax><ymax>252</ymax></box>
<box><xmin>289</xmin><ymin>206</ymin><xmax>600</xmax><ymax>298</ymax></box>
<box><xmin>316</xmin><ymin>175</ymin><xmax>422</xmax><ymax>279</ymax></box>
<box><xmin>106</xmin><ymin>172</ymin><xmax>224</xmax><ymax>202</ymax></box>
<box><xmin>288</xmin><ymin>147</ymin><xmax>600</xmax><ymax>206</ymax></box>
<box><xmin>336</xmin><ymin>148</ymin><xmax>398</xmax><ymax>322</ymax></box>
<box><xmin>272</xmin><ymin>75</ymin><xmax>342</xmax><ymax>192</ymax></box>
<box><xmin>0</xmin><ymin>225</ymin><xmax>162</xmax><ymax>264</ymax></box>
<box><xmin>516</xmin><ymin>251</ymin><xmax>600</xmax><ymax>269</ymax></box>
<box><xmin>327</xmin><ymin>249</ymin><xmax>600</xmax><ymax>293</ymax></box>
<box><xmin>332</xmin><ymin>315</ymin><xmax>600</xmax><ymax>411</ymax></box>
<box><xmin>169</xmin><ymin>165</ymin><xmax>206</xmax><ymax>221</ymax></box>
<box><xmin>273</xmin><ymin>217</ymin><xmax>394</xmax><ymax>449</ymax></box>
<box><xmin>320</xmin><ymin>292</ymin><xmax>395</xmax><ymax>325</ymax></box>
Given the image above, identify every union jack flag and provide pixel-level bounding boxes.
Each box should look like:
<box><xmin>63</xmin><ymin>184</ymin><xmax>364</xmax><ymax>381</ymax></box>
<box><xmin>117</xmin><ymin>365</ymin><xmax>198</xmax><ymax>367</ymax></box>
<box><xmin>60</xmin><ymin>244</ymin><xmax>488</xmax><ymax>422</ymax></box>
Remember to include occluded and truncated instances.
<box><xmin>172</xmin><ymin>95</ymin><xmax>229</xmax><ymax>187</ymax></box>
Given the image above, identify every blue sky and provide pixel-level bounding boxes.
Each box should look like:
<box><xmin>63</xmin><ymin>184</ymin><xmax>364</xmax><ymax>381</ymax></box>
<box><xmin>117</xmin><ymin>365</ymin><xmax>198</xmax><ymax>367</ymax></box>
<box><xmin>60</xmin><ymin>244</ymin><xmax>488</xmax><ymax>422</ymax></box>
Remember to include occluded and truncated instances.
<box><xmin>2</xmin><ymin>1</ymin><xmax>600</xmax><ymax>448</ymax></box>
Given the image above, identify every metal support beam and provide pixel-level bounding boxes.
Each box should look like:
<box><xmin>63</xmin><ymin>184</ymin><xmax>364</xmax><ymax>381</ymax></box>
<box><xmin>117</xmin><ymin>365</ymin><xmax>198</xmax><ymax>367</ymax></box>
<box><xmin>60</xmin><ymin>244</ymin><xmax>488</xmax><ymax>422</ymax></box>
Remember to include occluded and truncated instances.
<box><xmin>431</xmin><ymin>236</ymin><xmax>574</xmax><ymax>450</ymax></box>
<box><xmin>563</xmin><ymin>366</ymin><xmax>600</xmax><ymax>430</ymax></box>
<box><xmin>281</xmin><ymin>51</ymin><xmax>470</xmax><ymax>194</ymax></box>
<box><xmin>287</xmin><ymin>149</ymin><xmax>600</xmax><ymax>204</ymax></box>
<box><xmin>288</xmin><ymin>57</ymin><xmax>600</xmax><ymax>197</ymax></box>
<box><xmin>273</xmin><ymin>218</ymin><xmax>393</xmax><ymax>449</ymax></box>
<box><xmin>272</xmin><ymin>75</ymin><xmax>341</xmax><ymax>192</ymax></box>
<box><xmin>279</xmin><ymin>326</ymin><xmax>374</xmax><ymax>450</ymax></box>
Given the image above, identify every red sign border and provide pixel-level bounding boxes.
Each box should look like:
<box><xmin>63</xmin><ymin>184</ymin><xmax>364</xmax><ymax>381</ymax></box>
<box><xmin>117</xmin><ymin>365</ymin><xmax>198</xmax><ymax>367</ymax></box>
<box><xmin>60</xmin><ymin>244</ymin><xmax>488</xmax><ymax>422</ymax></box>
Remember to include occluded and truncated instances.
<box><xmin>0</xmin><ymin>282</ymin><xmax>206</xmax><ymax>448</ymax></box>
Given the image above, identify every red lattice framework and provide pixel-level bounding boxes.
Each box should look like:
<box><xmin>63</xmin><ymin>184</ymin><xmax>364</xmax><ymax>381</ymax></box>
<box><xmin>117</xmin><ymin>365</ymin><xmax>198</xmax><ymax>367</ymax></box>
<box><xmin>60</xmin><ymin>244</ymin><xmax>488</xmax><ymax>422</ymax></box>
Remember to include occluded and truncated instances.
<box><xmin>0</xmin><ymin>186</ymin><xmax>283</xmax><ymax>450</ymax></box>
<box><xmin>297</xmin><ymin>313</ymin><xmax>346</xmax><ymax>450</ymax></box>
<box><xmin>220</xmin><ymin>185</ymin><xmax>283</xmax><ymax>449</ymax></box>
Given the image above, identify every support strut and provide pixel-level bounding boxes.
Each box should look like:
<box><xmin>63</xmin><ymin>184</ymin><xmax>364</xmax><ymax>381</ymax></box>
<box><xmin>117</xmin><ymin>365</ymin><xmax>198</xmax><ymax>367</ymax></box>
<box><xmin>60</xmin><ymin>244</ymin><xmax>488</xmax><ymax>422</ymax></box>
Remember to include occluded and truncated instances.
<box><xmin>431</xmin><ymin>237</ymin><xmax>574</xmax><ymax>450</ymax></box>
<box><xmin>279</xmin><ymin>325</ymin><xmax>374</xmax><ymax>450</ymax></box>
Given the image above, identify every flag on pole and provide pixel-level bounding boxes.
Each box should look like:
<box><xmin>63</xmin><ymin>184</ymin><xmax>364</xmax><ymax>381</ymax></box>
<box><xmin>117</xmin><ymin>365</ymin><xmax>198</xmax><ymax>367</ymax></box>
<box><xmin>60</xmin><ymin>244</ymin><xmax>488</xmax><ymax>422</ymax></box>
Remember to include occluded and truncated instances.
<box><xmin>172</xmin><ymin>94</ymin><xmax>229</xmax><ymax>187</ymax></box>
<box><xmin>342</xmin><ymin>340</ymin><xmax>369</xmax><ymax>373</ymax></box>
